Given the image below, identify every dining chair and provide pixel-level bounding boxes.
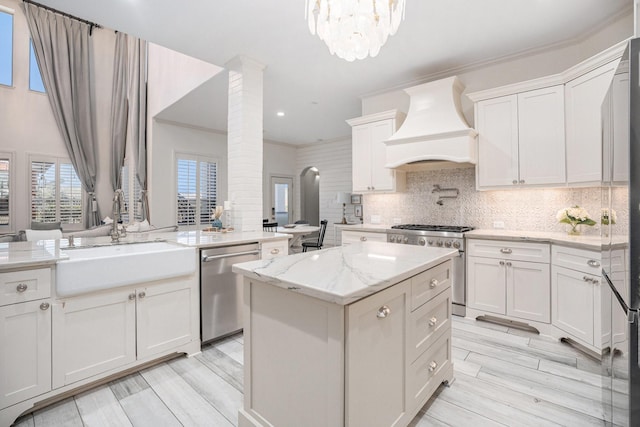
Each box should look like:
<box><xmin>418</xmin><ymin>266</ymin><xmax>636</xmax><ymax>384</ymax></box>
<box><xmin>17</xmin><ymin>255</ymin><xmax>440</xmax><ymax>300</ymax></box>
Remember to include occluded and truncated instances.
<box><xmin>302</xmin><ymin>219</ymin><xmax>328</xmax><ymax>252</ymax></box>
<box><xmin>263</xmin><ymin>222</ymin><xmax>278</xmax><ymax>232</ymax></box>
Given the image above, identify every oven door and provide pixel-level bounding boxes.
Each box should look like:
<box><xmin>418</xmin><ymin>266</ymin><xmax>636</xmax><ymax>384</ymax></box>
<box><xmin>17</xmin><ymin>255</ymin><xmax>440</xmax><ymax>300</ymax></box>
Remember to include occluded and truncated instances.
<box><xmin>451</xmin><ymin>250</ymin><xmax>465</xmax><ymax>316</ymax></box>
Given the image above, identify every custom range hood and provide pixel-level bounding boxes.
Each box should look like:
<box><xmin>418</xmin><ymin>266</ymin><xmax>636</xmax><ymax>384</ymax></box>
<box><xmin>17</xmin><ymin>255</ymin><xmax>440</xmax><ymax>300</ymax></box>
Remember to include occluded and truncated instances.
<box><xmin>385</xmin><ymin>76</ymin><xmax>477</xmax><ymax>170</ymax></box>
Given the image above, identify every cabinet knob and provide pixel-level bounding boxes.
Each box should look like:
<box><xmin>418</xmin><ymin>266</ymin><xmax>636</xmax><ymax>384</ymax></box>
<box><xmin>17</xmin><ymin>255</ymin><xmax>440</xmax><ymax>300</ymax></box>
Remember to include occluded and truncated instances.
<box><xmin>500</xmin><ymin>248</ymin><xmax>512</xmax><ymax>254</ymax></box>
<box><xmin>138</xmin><ymin>291</ymin><xmax>146</xmax><ymax>299</ymax></box>
<box><xmin>506</xmin><ymin>261</ymin><xmax>512</xmax><ymax>267</ymax></box>
<box><xmin>428</xmin><ymin>361</ymin><xmax>438</xmax><ymax>372</ymax></box>
<box><xmin>16</xmin><ymin>283</ymin><xmax>28</xmax><ymax>293</ymax></box>
<box><xmin>429</xmin><ymin>278</ymin><xmax>438</xmax><ymax>288</ymax></box>
<box><xmin>371</xmin><ymin>186</ymin><xmax>375</xmax><ymax>190</ymax></box>
<box><xmin>367</xmin><ymin>186</ymin><xmax>371</xmax><ymax>190</ymax></box>
<box><xmin>499</xmin><ymin>261</ymin><xmax>505</xmax><ymax>266</ymax></box>
<box><xmin>587</xmin><ymin>259</ymin><xmax>600</xmax><ymax>267</ymax></box>
<box><xmin>512</xmin><ymin>180</ymin><xmax>518</xmax><ymax>185</ymax></box>
<box><xmin>128</xmin><ymin>293</ymin><xmax>136</xmax><ymax>301</ymax></box>
<box><xmin>39</xmin><ymin>302</ymin><xmax>50</xmax><ymax>311</ymax></box>
<box><xmin>519</xmin><ymin>179</ymin><xmax>525</xmax><ymax>184</ymax></box>
<box><xmin>270</xmin><ymin>248</ymin><xmax>280</xmax><ymax>255</ymax></box>
<box><xmin>360</xmin><ymin>236</ymin><xmax>367</xmax><ymax>241</ymax></box>
<box><xmin>428</xmin><ymin>317</ymin><xmax>438</xmax><ymax>327</ymax></box>
<box><xmin>376</xmin><ymin>305</ymin><xmax>391</xmax><ymax>318</ymax></box>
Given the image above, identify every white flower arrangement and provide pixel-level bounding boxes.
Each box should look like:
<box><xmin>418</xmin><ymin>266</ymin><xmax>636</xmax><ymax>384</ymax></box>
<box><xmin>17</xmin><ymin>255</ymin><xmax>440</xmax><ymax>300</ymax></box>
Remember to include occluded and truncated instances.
<box><xmin>601</xmin><ymin>208</ymin><xmax>617</xmax><ymax>225</ymax></box>
<box><xmin>556</xmin><ymin>206</ymin><xmax>596</xmax><ymax>235</ymax></box>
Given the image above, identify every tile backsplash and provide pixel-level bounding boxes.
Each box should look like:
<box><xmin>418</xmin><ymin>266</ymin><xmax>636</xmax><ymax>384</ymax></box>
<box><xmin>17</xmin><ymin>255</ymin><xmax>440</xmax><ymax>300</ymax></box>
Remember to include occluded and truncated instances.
<box><xmin>364</xmin><ymin>167</ymin><xmax>628</xmax><ymax>236</ymax></box>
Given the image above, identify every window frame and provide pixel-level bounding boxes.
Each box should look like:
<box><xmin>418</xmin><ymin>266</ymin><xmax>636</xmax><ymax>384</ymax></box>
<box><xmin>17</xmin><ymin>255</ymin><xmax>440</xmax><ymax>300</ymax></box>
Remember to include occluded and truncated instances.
<box><xmin>0</xmin><ymin>151</ymin><xmax>14</xmax><ymax>233</ymax></box>
<box><xmin>0</xmin><ymin>6</ymin><xmax>14</xmax><ymax>88</ymax></box>
<box><xmin>175</xmin><ymin>152</ymin><xmax>218</xmax><ymax>229</ymax></box>
<box><xmin>29</xmin><ymin>154</ymin><xmax>85</xmax><ymax>231</ymax></box>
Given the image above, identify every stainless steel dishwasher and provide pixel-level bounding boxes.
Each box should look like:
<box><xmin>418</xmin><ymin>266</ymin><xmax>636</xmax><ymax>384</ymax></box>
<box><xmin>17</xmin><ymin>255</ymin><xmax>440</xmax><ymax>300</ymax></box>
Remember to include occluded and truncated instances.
<box><xmin>200</xmin><ymin>242</ymin><xmax>260</xmax><ymax>343</ymax></box>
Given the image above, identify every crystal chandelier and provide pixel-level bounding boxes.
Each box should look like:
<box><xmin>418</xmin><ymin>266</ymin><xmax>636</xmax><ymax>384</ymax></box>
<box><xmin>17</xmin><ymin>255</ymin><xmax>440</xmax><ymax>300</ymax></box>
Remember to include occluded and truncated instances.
<box><xmin>306</xmin><ymin>0</ymin><xmax>406</xmax><ymax>62</ymax></box>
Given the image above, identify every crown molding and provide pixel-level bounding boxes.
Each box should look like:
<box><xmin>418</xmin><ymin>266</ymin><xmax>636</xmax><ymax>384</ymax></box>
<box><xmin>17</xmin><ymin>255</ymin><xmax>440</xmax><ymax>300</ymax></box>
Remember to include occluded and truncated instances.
<box><xmin>346</xmin><ymin>109</ymin><xmax>406</xmax><ymax>127</ymax></box>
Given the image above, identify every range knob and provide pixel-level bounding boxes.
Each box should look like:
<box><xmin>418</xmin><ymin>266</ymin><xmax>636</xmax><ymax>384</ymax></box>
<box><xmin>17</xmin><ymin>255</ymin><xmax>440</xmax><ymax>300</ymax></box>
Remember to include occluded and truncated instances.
<box><xmin>427</xmin><ymin>240</ymin><xmax>434</xmax><ymax>246</ymax></box>
<box><xmin>453</xmin><ymin>241</ymin><xmax>461</xmax><ymax>249</ymax></box>
<box><xmin>403</xmin><ymin>236</ymin><xmax>409</xmax><ymax>244</ymax></box>
<box><xmin>389</xmin><ymin>235</ymin><xmax>396</xmax><ymax>243</ymax></box>
<box><xmin>418</xmin><ymin>238</ymin><xmax>426</xmax><ymax>246</ymax></box>
<box><xmin>445</xmin><ymin>241</ymin><xmax>452</xmax><ymax>248</ymax></box>
<box><xmin>436</xmin><ymin>241</ymin><xmax>443</xmax><ymax>247</ymax></box>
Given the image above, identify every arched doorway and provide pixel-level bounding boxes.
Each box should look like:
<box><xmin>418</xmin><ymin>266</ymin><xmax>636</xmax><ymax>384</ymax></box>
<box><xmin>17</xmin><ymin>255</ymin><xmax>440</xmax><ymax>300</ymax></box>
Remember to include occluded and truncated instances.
<box><xmin>300</xmin><ymin>166</ymin><xmax>320</xmax><ymax>226</ymax></box>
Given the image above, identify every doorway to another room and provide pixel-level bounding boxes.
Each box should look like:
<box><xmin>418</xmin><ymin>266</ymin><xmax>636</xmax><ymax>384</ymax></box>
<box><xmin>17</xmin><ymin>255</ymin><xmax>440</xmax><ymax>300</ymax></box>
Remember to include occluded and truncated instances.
<box><xmin>270</xmin><ymin>176</ymin><xmax>293</xmax><ymax>226</ymax></box>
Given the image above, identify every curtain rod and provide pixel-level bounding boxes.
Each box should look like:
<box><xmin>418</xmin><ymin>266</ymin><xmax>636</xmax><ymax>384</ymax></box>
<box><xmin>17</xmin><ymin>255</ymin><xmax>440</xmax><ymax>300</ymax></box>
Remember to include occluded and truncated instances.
<box><xmin>22</xmin><ymin>0</ymin><xmax>102</xmax><ymax>32</ymax></box>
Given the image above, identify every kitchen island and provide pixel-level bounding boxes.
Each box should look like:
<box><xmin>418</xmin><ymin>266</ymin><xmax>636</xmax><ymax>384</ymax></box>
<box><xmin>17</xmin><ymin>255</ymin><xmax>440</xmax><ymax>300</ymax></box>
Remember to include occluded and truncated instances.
<box><xmin>233</xmin><ymin>242</ymin><xmax>458</xmax><ymax>427</ymax></box>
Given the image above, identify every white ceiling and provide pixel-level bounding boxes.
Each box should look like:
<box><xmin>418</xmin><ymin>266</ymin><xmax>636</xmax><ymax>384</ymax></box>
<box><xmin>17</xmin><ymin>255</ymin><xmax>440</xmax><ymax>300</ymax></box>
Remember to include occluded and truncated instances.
<box><xmin>37</xmin><ymin>0</ymin><xmax>632</xmax><ymax>145</ymax></box>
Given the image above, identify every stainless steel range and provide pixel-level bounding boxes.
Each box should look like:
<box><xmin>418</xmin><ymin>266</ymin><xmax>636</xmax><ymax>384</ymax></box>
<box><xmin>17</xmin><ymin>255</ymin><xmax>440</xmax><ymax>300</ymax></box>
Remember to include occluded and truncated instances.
<box><xmin>387</xmin><ymin>224</ymin><xmax>474</xmax><ymax>316</ymax></box>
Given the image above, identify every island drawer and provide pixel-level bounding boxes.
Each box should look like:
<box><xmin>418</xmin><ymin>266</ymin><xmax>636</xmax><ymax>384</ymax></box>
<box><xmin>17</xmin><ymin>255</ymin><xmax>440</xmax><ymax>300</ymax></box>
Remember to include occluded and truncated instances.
<box><xmin>467</xmin><ymin>239</ymin><xmax>550</xmax><ymax>263</ymax></box>
<box><xmin>408</xmin><ymin>289</ymin><xmax>450</xmax><ymax>363</ymax></box>
<box><xmin>261</xmin><ymin>240</ymin><xmax>288</xmax><ymax>260</ymax></box>
<box><xmin>551</xmin><ymin>245</ymin><xmax>600</xmax><ymax>274</ymax></box>
<box><xmin>0</xmin><ymin>268</ymin><xmax>51</xmax><ymax>306</ymax></box>
<box><xmin>408</xmin><ymin>331</ymin><xmax>451</xmax><ymax>409</ymax></box>
<box><xmin>410</xmin><ymin>260</ymin><xmax>451</xmax><ymax>311</ymax></box>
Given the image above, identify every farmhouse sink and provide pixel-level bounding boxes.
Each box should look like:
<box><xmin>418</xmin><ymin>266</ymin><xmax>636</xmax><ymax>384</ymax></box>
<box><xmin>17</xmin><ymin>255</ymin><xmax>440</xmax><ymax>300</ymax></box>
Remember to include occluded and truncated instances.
<box><xmin>56</xmin><ymin>241</ymin><xmax>196</xmax><ymax>297</ymax></box>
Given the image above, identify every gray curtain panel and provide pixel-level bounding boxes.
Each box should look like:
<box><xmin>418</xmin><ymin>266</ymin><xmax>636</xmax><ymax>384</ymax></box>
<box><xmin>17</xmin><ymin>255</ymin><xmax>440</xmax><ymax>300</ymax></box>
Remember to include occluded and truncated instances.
<box><xmin>110</xmin><ymin>32</ymin><xmax>128</xmax><ymax>193</ymax></box>
<box><xmin>23</xmin><ymin>3</ymin><xmax>101</xmax><ymax>227</ymax></box>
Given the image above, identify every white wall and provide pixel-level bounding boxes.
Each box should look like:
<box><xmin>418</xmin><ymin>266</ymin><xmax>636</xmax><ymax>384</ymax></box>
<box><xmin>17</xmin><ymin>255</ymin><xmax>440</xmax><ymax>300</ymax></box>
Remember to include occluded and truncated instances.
<box><xmin>296</xmin><ymin>138</ymin><xmax>352</xmax><ymax>247</ymax></box>
<box><xmin>0</xmin><ymin>0</ymin><xmax>116</xmax><ymax>232</ymax></box>
<box><xmin>263</xmin><ymin>141</ymin><xmax>297</xmax><ymax>220</ymax></box>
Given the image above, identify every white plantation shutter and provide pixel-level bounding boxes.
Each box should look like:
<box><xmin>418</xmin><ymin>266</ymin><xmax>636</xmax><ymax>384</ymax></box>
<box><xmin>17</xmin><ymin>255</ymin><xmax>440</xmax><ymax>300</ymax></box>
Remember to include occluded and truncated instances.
<box><xmin>31</xmin><ymin>158</ymin><xmax>84</xmax><ymax>226</ymax></box>
<box><xmin>120</xmin><ymin>161</ymin><xmax>142</xmax><ymax>224</ymax></box>
<box><xmin>0</xmin><ymin>157</ymin><xmax>9</xmax><ymax>227</ymax></box>
<box><xmin>176</xmin><ymin>155</ymin><xmax>217</xmax><ymax>227</ymax></box>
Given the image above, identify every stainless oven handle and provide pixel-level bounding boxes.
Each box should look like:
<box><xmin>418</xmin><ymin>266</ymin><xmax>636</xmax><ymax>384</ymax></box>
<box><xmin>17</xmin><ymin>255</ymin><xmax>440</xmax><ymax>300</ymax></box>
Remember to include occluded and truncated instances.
<box><xmin>202</xmin><ymin>250</ymin><xmax>260</xmax><ymax>262</ymax></box>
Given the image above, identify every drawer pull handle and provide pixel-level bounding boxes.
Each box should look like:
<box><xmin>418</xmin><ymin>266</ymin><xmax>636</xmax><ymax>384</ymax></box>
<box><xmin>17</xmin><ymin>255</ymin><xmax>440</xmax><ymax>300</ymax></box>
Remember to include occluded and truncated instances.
<box><xmin>360</xmin><ymin>236</ymin><xmax>367</xmax><ymax>241</ymax></box>
<box><xmin>40</xmin><ymin>302</ymin><xmax>50</xmax><ymax>311</ymax></box>
<box><xmin>428</xmin><ymin>361</ymin><xmax>438</xmax><ymax>372</ymax></box>
<box><xmin>270</xmin><ymin>248</ymin><xmax>280</xmax><ymax>255</ymax></box>
<box><xmin>376</xmin><ymin>305</ymin><xmax>391</xmax><ymax>318</ymax></box>
<box><xmin>500</xmin><ymin>248</ymin><xmax>512</xmax><ymax>254</ymax></box>
<box><xmin>16</xmin><ymin>283</ymin><xmax>28</xmax><ymax>293</ymax></box>
<box><xmin>429</xmin><ymin>278</ymin><xmax>438</xmax><ymax>288</ymax></box>
<box><xmin>429</xmin><ymin>317</ymin><xmax>438</xmax><ymax>326</ymax></box>
<box><xmin>138</xmin><ymin>291</ymin><xmax>146</xmax><ymax>299</ymax></box>
<box><xmin>587</xmin><ymin>259</ymin><xmax>600</xmax><ymax>267</ymax></box>
<box><xmin>128</xmin><ymin>293</ymin><xmax>136</xmax><ymax>301</ymax></box>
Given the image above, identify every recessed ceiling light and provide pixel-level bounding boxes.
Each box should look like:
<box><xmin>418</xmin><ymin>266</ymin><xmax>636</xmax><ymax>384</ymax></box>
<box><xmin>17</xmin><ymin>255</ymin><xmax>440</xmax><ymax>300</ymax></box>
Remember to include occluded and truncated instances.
<box><xmin>276</xmin><ymin>111</ymin><xmax>285</xmax><ymax>117</ymax></box>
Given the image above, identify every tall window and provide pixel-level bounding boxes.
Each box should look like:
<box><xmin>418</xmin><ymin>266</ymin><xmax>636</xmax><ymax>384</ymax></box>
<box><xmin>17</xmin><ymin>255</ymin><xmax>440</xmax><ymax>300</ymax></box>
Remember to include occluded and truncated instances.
<box><xmin>0</xmin><ymin>154</ymin><xmax>10</xmax><ymax>229</ymax></box>
<box><xmin>120</xmin><ymin>158</ymin><xmax>142</xmax><ymax>224</ymax></box>
<box><xmin>0</xmin><ymin>9</ymin><xmax>13</xmax><ymax>87</ymax></box>
<box><xmin>176</xmin><ymin>154</ymin><xmax>217</xmax><ymax>227</ymax></box>
<box><xmin>31</xmin><ymin>157</ymin><xmax>83</xmax><ymax>228</ymax></box>
<box><xmin>29</xmin><ymin>41</ymin><xmax>45</xmax><ymax>93</ymax></box>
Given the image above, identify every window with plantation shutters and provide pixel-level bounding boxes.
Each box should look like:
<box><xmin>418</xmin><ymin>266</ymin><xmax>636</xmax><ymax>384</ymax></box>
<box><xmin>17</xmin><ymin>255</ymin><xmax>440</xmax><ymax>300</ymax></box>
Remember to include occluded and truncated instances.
<box><xmin>120</xmin><ymin>159</ymin><xmax>142</xmax><ymax>224</ymax></box>
<box><xmin>176</xmin><ymin>154</ymin><xmax>217</xmax><ymax>227</ymax></box>
<box><xmin>0</xmin><ymin>155</ymin><xmax>10</xmax><ymax>228</ymax></box>
<box><xmin>30</xmin><ymin>157</ymin><xmax>83</xmax><ymax>228</ymax></box>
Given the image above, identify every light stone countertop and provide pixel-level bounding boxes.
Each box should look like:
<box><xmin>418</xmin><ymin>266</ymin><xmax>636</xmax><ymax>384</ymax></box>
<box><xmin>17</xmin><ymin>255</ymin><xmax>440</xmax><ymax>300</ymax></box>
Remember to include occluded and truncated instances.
<box><xmin>0</xmin><ymin>240</ymin><xmax>67</xmax><ymax>270</ymax></box>
<box><xmin>232</xmin><ymin>241</ymin><xmax>458</xmax><ymax>305</ymax></box>
<box><xmin>465</xmin><ymin>229</ymin><xmax>628</xmax><ymax>251</ymax></box>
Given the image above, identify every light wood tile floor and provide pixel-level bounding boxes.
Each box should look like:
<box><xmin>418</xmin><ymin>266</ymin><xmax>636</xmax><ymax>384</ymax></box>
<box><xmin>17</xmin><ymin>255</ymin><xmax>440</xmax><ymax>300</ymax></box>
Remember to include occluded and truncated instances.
<box><xmin>12</xmin><ymin>317</ymin><xmax>624</xmax><ymax>426</ymax></box>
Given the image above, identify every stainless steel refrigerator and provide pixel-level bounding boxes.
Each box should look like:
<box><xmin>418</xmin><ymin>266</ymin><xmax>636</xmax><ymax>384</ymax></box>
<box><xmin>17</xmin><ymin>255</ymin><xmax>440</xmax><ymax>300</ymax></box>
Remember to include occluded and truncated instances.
<box><xmin>601</xmin><ymin>37</ymin><xmax>640</xmax><ymax>427</ymax></box>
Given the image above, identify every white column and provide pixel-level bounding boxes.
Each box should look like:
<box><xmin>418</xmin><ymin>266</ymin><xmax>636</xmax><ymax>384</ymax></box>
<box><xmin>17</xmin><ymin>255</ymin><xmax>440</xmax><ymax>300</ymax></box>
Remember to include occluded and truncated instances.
<box><xmin>226</xmin><ymin>56</ymin><xmax>266</xmax><ymax>232</ymax></box>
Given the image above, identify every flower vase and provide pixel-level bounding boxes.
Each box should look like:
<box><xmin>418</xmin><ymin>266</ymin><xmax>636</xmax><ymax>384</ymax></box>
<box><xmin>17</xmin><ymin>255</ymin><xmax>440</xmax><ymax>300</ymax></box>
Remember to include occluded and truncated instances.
<box><xmin>567</xmin><ymin>223</ymin><xmax>581</xmax><ymax>236</ymax></box>
<box><xmin>211</xmin><ymin>218</ymin><xmax>223</xmax><ymax>229</ymax></box>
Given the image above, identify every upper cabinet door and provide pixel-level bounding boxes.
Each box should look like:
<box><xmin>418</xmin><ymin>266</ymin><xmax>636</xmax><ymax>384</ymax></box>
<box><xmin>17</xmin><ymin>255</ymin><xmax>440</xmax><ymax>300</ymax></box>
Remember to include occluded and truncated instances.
<box><xmin>351</xmin><ymin>125</ymin><xmax>373</xmax><ymax>193</ymax></box>
<box><xmin>565</xmin><ymin>60</ymin><xmax>618</xmax><ymax>184</ymax></box>
<box><xmin>476</xmin><ymin>95</ymin><xmax>519</xmax><ymax>187</ymax></box>
<box><xmin>370</xmin><ymin>119</ymin><xmax>395</xmax><ymax>192</ymax></box>
<box><xmin>517</xmin><ymin>85</ymin><xmax>566</xmax><ymax>185</ymax></box>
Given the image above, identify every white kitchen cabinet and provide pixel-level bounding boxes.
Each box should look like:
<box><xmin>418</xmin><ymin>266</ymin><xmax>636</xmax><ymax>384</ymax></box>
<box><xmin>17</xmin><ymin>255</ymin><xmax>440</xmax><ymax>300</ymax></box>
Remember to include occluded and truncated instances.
<box><xmin>346</xmin><ymin>279</ymin><xmax>409</xmax><ymax>427</ymax></box>
<box><xmin>0</xmin><ymin>299</ymin><xmax>51</xmax><ymax>408</ymax></box>
<box><xmin>341</xmin><ymin>229</ymin><xmax>387</xmax><ymax>245</ymax></box>
<box><xmin>475</xmin><ymin>85</ymin><xmax>565</xmax><ymax>188</ymax></box>
<box><xmin>565</xmin><ymin>60</ymin><xmax>618</xmax><ymax>184</ymax></box>
<box><xmin>260</xmin><ymin>239</ymin><xmax>288</xmax><ymax>259</ymax></box>
<box><xmin>603</xmin><ymin>70</ymin><xmax>630</xmax><ymax>184</ymax></box>
<box><xmin>467</xmin><ymin>240</ymin><xmax>550</xmax><ymax>323</ymax></box>
<box><xmin>53</xmin><ymin>276</ymin><xmax>198</xmax><ymax>387</ymax></box>
<box><xmin>347</xmin><ymin>110</ymin><xmax>406</xmax><ymax>193</ymax></box>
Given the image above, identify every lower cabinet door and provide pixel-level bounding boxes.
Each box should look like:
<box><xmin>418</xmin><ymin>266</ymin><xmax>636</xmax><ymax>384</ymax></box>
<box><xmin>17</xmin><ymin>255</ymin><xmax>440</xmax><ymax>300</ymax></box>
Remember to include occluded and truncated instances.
<box><xmin>136</xmin><ymin>278</ymin><xmax>198</xmax><ymax>359</ymax></box>
<box><xmin>506</xmin><ymin>260</ymin><xmax>550</xmax><ymax>323</ymax></box>
<box><xmin>53</xmin><ymin>289</ymin><xmax>136</xmax><ymax>388</ymax></box>
<box><xmin>0</xmin><ymin>300</ymin><xmax>51</xmax><ymax>407</ymax></box>
<box><xmin>346</xmin><ymin>280</ymin><xmax>409</xmax><ymax>427</ymax></box>
<box><xmin>552</xmin><ymin>265</ymin><xmax>595</xmax><ymax>345</ymax></box>
<box><xmin>467</xmin><ymin>256</ymin><xmax>506</xmax><ymax>314</ymax></box>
